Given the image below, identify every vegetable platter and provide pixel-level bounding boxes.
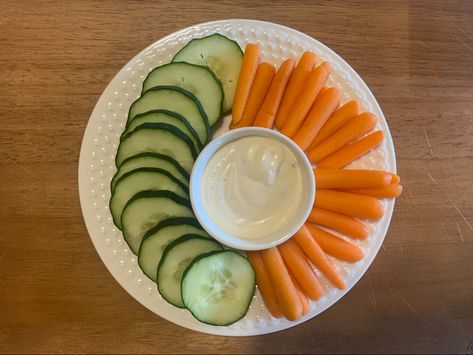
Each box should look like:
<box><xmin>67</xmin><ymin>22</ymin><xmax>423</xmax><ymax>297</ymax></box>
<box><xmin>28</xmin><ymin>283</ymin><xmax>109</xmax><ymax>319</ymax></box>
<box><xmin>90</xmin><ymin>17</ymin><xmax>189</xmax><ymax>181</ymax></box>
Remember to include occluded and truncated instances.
<box><xmin>79</xmin><ymin>19</ymin><xmax>398</xmax><ymax>336</ymax></box>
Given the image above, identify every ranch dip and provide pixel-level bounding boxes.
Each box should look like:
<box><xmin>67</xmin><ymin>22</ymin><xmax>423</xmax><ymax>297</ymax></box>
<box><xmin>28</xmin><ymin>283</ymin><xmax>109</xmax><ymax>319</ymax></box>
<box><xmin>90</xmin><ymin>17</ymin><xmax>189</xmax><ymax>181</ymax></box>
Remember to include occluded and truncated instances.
<box><xmin>201</xmin><ymin>136</ymin><xmax>303</xmax><ymax>239</ymax></box>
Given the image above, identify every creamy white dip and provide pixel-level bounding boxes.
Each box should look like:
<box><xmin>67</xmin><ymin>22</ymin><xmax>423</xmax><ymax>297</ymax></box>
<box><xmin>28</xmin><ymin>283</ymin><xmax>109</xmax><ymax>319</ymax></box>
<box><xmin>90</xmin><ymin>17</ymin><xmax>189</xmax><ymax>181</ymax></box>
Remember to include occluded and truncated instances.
<box><xmin>201</xmin><ymin>136</ymin><xmax>303</xmax><ymax>239</ymax></box>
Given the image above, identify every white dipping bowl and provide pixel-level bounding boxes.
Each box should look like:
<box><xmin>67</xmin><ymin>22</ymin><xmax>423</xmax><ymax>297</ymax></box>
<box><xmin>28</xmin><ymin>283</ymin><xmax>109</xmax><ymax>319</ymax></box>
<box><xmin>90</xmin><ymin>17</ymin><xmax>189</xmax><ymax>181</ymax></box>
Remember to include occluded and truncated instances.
<box><xmin>190</xmin><ymin>127</ymin><xmax>315</xmax><ymax>251</ymax></box>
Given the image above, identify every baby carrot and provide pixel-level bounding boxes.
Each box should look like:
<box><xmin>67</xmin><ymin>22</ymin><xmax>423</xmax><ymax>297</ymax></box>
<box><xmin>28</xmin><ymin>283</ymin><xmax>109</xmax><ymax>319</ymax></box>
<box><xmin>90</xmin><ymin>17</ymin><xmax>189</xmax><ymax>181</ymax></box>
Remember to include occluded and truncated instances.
<box><xmin>261</xmin><ymin>247</ymin><xmax>303</xmax><ymax>321</ymax></box>
<box><xmin>307</xmin><ymin>224</ymin><xmax>364</xmax><ymax>263</ymax></box>
<box><xmin>316</xmin><ymin>130</ymin><xmax>384</xmax><ymax>168</ymax></box>
<box><xmin>292</xmin><ymin>87</ymin><xmax>341</xmax><ymax>151</ymax></box>
<box><xmin>308</xmin><ymin>100</ymin><xmax>360</xmax><ymax>150</ymax></box>
<box><xmin>232</xmin><ymin>43</ymin><xmax>260</xmax><ymax>123</ymax></box>
<box><xmin>253</xmin><ymin>58</ymin><xmax>295</xmax><ymax>128</ymax></box>
<box><xmin>294</xmin><ymin>225</ymin><xmax>346</xmax><ymax>290</ymax></box>
<box><xmin>391</xmin><ymin>173</ymin><xmax>401</xmax><ymax>185</ymax></box>
<box><xmin>278</xmin><ymin>238</ymin><xmax>324</xmax><ymax>300</ymax></box>
<box><xmin>289</xmin><ymin>272</ymin><xmax>311</xmax><ymax>315</ymax></box>
<box><xmin>308</xmin><ymin>207</ymin><xmax>369</xmax><ymax>239</ymax></box>
<box><xmin>341</xmin><ymin>184</ymin><xmax>403</xmax><ymax>199</ymax></box>
<box><xmin>314</xmin><ymin>168</ymin><xmax>392</xmax><ymax>189</ymax></box>
<box><xmin>246</xmin><ymin>251</ymin><xmax>283</xmax><ymax>318</ymax></box>
<box><xmin>314</xmin><ymin>189</ymin><xmax>384</xmax><ymax>220</ymax></box>
<box><xmin>275</xmin><ymin>51</ymin><xmax>317</xmax><ymax>129</ymax></box>
<box><xmin>280</xmin><ymin>62</ymin><xmax>331</xmax><ymax>137</ymax></box>
<box><xmin>307</xmin><ymin>112</ymin><xmax>378</xmax><ymax>163</ymax></box>
<box><xmin>233</xmin><ymin>62</ymin><xmax>276</xmax><ymax>128</ymax></box>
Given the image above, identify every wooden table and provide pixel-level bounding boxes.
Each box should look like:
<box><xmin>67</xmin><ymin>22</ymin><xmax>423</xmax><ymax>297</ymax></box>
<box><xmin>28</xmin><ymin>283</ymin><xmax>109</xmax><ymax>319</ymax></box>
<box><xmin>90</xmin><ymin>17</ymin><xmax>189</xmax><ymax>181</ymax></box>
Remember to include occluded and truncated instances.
<box><xmin>1</xmin><ymin>1</ymin><xmax>472</xmax><ymax>353</ymax></box>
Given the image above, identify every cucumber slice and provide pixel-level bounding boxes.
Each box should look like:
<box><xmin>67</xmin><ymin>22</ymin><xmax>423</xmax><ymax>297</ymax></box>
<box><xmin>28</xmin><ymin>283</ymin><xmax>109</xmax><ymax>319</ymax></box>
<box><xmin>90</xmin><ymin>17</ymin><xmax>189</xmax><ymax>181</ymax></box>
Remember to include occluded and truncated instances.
<box><xmin>115</xmin><ymin>123</ymin><xmax>196</xmax><ymax>171</ymax></box>
<box><xmin>127</xmin><ymin>86</ymin><xmax>210</xmax><ymax>145</ymax></box>
<box><xmin>157</xmin><ymin>235</ymin><xmax>222</xmax><ymax>308</ymax></box>
<box><xmin>142</xmin><ymin>63</ymin><xmax>223</xmax><ymax>127</ymax></box>
<box><xmin>172</xmin><ymin>34</ymin><xmax>243</xmax><ymax>113</ymax></box>
<box><xmin>110</xmin><ymin>168</ymin><xmax>189</xmax><ymax>229</ymax></box>
<box><xmin>138</xmin><ymin>217</ymin><xmax>209</xmax><ymax>282</ymax></box>
<box><xmin>181</xmin><ymin>250</ymin><xmax>255</xmax><ymax>326</ymax></box>
<box><xmin>121</xmin><ymin>191</ymin><xmax>194</xmax><ymax>254</ymax></box>
<box><xmin>123</xmin><ymin>110</ymin><xmax>202</xmax><ymax>152</ymax></box>
<box><xmin>111</xmin><ymin>152</ymin><xmax>189</xmax><ymax>193</ymax></box>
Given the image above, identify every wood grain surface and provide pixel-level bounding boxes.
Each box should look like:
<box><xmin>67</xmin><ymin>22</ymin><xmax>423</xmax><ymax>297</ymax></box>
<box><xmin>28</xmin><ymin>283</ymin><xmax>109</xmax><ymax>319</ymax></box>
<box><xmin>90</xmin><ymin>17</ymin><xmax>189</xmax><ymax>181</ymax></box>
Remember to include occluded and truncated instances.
<box><xmin>1</xmin><ymin>1</ymin><xmax>473</xmax><ymax>354</ymax></box>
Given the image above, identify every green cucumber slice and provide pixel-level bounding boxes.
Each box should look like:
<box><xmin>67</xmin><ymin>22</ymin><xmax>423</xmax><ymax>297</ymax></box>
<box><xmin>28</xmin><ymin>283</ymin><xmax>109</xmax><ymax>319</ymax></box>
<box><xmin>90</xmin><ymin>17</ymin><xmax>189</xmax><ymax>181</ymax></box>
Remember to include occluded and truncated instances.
<box><xmin>115</xmin><ymin>123</ymin><xmax>196</xmax><ymax>171</ymax></box>
<box><xmin>142</xmin><ymin>62</ymin><xmax>223</xmax><ymax>127</ymax></box>
<box><xmin>127</xmin><ymin>86</ymin><xmax>210</xmax><ymax>145</ymax></box>
<box><xmin>138</xmin><ymin>217</ymin><xmax>209</xmax><ymax>282</ymax></box>
<box><xmin>172</xmin><ymin>34</ymin><xmax>243</xmax><ymax>112</ymax></box>
<box><xmin>121</xmin><ymin>190</ymin><xmax>194</xmax><ymax>254</ymax></box>
<box><xmin>111</xmin><ymin>152</ymin><xmax>189</xmax><ymax>193</ymax></box>
<box><xmin>157</xmin><ymin>235</ymin><xmax>222</xmax><ymax>308</ymax></box>
<box><xmin>123</xmin><ymin>110</ymin><xmax>202</xmax><ymax>152</ymax></box>
<box><xmin>181</xmin><ymin>250</ymin><xmax>255</xmax><ymax>326</ymax></box>
<box><xmin>110</xmin><ymin>168</ymin><xmax>189</xmax><ymax>229</ymax></box>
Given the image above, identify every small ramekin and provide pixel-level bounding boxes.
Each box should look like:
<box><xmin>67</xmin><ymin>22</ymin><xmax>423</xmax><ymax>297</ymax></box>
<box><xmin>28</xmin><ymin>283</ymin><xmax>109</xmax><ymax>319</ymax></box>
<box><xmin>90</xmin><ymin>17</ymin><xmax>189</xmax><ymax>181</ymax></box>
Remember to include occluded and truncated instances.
<box><xmin>190</xmin><ymin>127</ymin><xmax>315</xmax><ymax>250</ymax></box>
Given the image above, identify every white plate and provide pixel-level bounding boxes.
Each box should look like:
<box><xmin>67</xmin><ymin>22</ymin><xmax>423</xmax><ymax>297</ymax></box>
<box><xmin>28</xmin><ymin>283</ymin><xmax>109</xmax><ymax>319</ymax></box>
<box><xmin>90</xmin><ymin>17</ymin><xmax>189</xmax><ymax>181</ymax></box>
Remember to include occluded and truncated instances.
<box><xmin>78</xmin><ymin>19</ymin><xmax>396</xmax><ymax>336</ymax></box>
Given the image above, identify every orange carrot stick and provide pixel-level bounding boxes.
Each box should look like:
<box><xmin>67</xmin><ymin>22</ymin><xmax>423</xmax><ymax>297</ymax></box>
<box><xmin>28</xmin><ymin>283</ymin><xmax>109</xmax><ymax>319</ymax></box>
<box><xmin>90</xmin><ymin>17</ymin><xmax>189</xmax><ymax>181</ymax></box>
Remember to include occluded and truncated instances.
<box><xmin>260</xmin><ymin>247</ymin><xmax>303</xmax><ymax>321</ymax></box>
<box><xmin>289</xmin><ymin>272</ymin><xmax>310</xmax><ymax>315</ymax></box>
<box><xmin>275</xmin><ymin>51</ymin><xmax>317</xmax><ymax>129</ymax></box>
<box><xmin>308</xmin><ymin>100</ymin><xmax>360</xmax><ymax>150</ymax></box>
<box><xmin>253</xmin><ymin>58</ymin><xmax>295</xmax><ymax>128</ymax></box>
<box><xmin>278</xmin><ymin>238</ymin><xmax>324</xmax><ymax>301</ymax></box>
<box><xmin>232</xmin><ymin>62</ymin><xmax>276</xmax><ymax>128</ymax></box>
<box><xmin>314</xmin><ymin>189</ymin><xmax>384</xmax><ymax>220</ymax></box>
<box><xmin>292</xmin><ymin>87</ymin><xmax>341</xmax><ymax>151</ymax></box>
<box><xmin>246</xmin><ymin>251</ymin><xmax>283</xmax><ymax>318</ymax></box>
<box><xmin>307</xmin><ymin>224</ymin><xmax>364</xmax><ymax>263</ymax></box>
<box><xmin>232</xmin><ymin>44</ymin><xmax>260</xmax><ymax>123</ymax></box>
<box><xmin>314</xmin><ymin>168</ymin><xmax>392</xmax><ymax>189</ymax></box>
<box><xmin>280</xmin><ymin>62</ymin><xmax>331</xmax><ymax>137</ymax></box>
<box><xmin>391</xmin><ymin>173</ymin><xmax>401</xmax><ymax>185</ymax></box>
<box><xmin>316</xmin><ymin>130</ymin><xmax>384</xmax><ymax>168</ymax></box>
<box><xmin>341</xmin><ymin>184</ymin><xmax>403</xmax><ymax>199</ymax></box>
<box><xmin>307</xmin><ymin>112</ymin><xmax>378</xmax><ymax>163</ymax></box>
<box><xmin>294</xmin><ymin>225</ymin><xmax>346</xmax><ymax>290</ymax></box>
<box><xmin>308</xmin><ymin>207</ymin><xmax>369</xmax><ymax>239</ymax></box>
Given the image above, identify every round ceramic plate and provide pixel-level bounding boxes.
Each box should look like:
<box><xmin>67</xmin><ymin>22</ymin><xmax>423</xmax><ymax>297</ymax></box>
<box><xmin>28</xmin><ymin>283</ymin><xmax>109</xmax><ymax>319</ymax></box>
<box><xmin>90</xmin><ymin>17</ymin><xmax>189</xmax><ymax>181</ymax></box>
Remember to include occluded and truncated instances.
<box><xmin>78</xmin><ymin>19</ymin><xmax>396</xmax><ymax>336</ymax></box>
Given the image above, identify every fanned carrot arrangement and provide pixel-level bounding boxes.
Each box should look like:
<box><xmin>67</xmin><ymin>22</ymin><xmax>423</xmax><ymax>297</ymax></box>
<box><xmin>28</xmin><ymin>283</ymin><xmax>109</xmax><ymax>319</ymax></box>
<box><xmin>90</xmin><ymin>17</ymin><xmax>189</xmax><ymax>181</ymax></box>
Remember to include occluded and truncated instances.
<box><xmin>231</xmin><ymin>44</ymin><xmax>403</xmax><ymax>321</ymax></box>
